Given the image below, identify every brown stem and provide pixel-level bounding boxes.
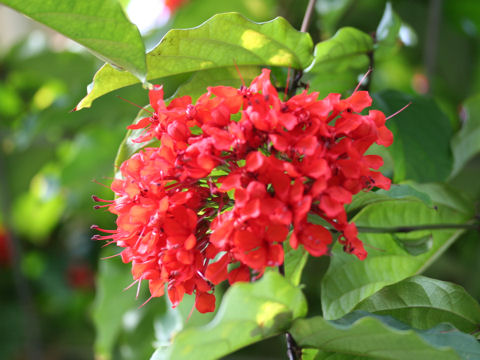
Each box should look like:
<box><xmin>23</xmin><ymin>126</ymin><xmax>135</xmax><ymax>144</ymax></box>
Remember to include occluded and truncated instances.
<box><xmin>356</xmin><ymin>223</ymin><xmax>479</xmax><ymax>234</ymax></box>
<box><xmin>300</xmin><ymin>0</ymin><xmax>317</xmax><ymax>33</ymax></box>
<box><xmin>281</xmin><ymin>3</ymin><xmax>319</xmax><ymax>359</ymax></box>
<box><xmin>424</xmin><ymin>0</ymin><xmax>443</xmax><ymax>94</ymax></box>
<box><xmin>288</xmin><ymin>0</ymin><xmax>318</xmax><ymax>98</ymax></box>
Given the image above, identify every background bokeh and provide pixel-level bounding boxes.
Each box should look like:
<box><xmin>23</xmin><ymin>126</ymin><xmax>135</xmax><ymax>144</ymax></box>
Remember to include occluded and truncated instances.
<box><xmin>1</xmin><ymin>0</ymin><xmax>479</xmax><ymax>359</ymax></box>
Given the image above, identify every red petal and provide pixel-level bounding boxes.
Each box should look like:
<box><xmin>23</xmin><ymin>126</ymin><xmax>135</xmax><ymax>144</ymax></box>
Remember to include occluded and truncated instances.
<box><xmin>265</xmin><ymin>224</ymin><xmax>289</xmax><ymax>243</ymax></box>
<box><xmin>168</xmin><ymin>283</ymin><xmax>185</xmax><ymax>307</ymax></box>
<box><xmin>269</xmin><ymin>134</ymin><xmax>289</xmax><ymax>152</ymax></box>
<box><xmin>241</xmin><ymin>246</ymin><xmax>267</xmax><ymax>270</ymax></box>
<box><xmin>289</xmin><ymin>231</ymin><xmax>299</xmax><ymax>249</ymax></box>
<box><xmin>319</xmin><ymin>195</ymin><xmax>343</xmax><ymax>217</ymax></box>
<box><xmin>195</xmin><ymin>292</ymin><xmax>216</xmax><ymax>313</ymax></box>
<box><xmin>300</xmin><ymin>224</ymin><xmax>332</xmax><ymax>257</ymax></box>
<box><xmin>127</xmin><ymin>117</ymin><xmax>151</xmax><ymax>130</ymax></box>
<box><xmin>364</xmin><ymin>155</ymin><xmax>383</xmax><ymax>169</ymax></box>
<box><xmin>246</xmin><ymin>151</ymin><xmax>265</xmax><ymax>171</ymax></box>
<box><xmin>346</xmin><ymin>91</ymin><xmax>372</xmax><ymax>112</ymax></box>
<box><xmin>267</xmin><ymin>243</ymin><xmax>284</xmax><ymax>266</ymax></box>
<box><xmin>149</xmin><ymin>279</ymin><xmax>165</xmax><ymax>297</ymax></box>
<box><xmin>377</xmin><ymin>126</ymin><xmax>393</xmax><ymax>147</ymax></box>
<box><xmin>205</xmin><ymin>254</ymin><xmax>229</xmax><ymax>285</ymax></box>
<box><xmin>149</xmin><ymin>86</ymin><xmax>164</xmax><ymax>113</ymax></box>
<box><xmin>233</xmin><ymin>229</ymin><xmax>262</xmax><ymax>251</ymax></box>
<box><xmin>228</xmin><ymin>265</ymin><xmax>250</xmax><ymax>284</ymax></box>
<box><xmin>219</xmin><ymin>173</ymin><xmax>242</xmax><ymax>192</ymax></box>
<box><xmin>295</xmin><ymin>135</ymin><xmax>318</xmax><ymax>155</ymax></box>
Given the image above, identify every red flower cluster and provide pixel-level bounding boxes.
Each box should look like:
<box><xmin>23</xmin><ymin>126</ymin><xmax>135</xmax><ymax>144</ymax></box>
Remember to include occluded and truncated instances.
<box><xmin>93</xmin><ymin>69</ymin><xmax>392</xmax><ymax>313</ymax></box>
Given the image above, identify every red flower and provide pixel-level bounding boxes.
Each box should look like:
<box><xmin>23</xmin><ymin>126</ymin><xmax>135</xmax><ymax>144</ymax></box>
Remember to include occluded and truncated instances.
<box><xmin>94</xmin><ymin>68</ymin><xmax>394</xmax><ymax>313</ymax></box>
<box><xmin>165</xmin><ymin>0</ymin><xmax>189</xmax><ymax>14</ymax></box>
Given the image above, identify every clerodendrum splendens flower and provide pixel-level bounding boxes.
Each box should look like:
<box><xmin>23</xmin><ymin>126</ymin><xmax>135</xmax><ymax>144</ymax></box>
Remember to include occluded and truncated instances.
<box><xmin>93</xmin><ymin>69</ymin><xmax>393</xmax><ymax>313</ymax></box>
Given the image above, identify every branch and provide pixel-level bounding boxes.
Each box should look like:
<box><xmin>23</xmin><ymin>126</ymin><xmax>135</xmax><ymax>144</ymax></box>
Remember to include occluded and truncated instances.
<box><xmin>300</xmin><ymin>0</ymin><xmax>317</xmax><ymax>33</ymax></box>
<box><xmin>356</xmin><ymin>222</ymin><xmax>479</xmax><ymax>234</ymax></box>
<box><xmin>288</xmin><ymin>0</ymin><xmax>317</xmax><ymax>98</ymax></box>
<box><xmin>281</xmin><ymin>3</ymin><xmax>318</xmax><ymax>358</ymax></box>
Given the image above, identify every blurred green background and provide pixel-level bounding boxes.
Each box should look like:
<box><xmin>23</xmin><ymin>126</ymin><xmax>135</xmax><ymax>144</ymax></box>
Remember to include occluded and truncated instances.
<box><xmin>0</xmin><ymin>0</ymin><xmax>479</xmax><ymax>359</ymax></box>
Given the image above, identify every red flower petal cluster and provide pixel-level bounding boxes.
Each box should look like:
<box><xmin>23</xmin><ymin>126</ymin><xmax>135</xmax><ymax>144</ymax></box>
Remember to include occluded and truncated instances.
<box><xmin>93</xmin><ymin>69</ymin><xmax>393</xmax><ymax>313</ymax></box>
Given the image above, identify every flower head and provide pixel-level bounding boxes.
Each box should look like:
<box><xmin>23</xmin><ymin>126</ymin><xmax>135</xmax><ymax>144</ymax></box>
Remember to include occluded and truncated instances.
<box><xmin>94</xmin><ymin>69</ymin><xmax>393</xmax><ymax>312</ymax></box>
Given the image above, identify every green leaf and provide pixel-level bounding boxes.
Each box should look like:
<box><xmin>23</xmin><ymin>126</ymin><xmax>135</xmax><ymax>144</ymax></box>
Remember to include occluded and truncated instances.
<box><xmin>76</xmin><ymin>13</ymin><xmax>314</xmax><ymax>110</ymax></box>
<box><xmin>321</xmin><ymin>184</ymin><xmax>474</xmax><ymax>320</ymax></box>
<box><xmin>354</xmin><ymin>276</ymin><xmax>480</xmax><ymax>333</ymax></box>
<box><xmin>408</xmin><ymin>183</ymin><xmax>475</xmax><ymax>215</ymax></box>
<box><xmin>290</xmin><ymin>311</ymin><xmax>480</xmax><ymax>360</ymax></box>
<box><xmin>305</xmin><ymin>27</ymin><xmax>373</xmax><ymax>95</ymax></box>
<box><xmin>152</xmin><ymin>271</ymin><xmax>307</xmax><ymax>360</ymax></box>
<box><xmin>284</xmin><ymin>241</ymin><xmax>309</xmax><ymax>286</ymax></box>
<box><xmin>376</xmin><ymin>2</ymin><xmax>402</xmax><ymax>47</ymax></box>
<box><xmin>0</xmin><ymin>0</ymin><xmax>146</xmax><ymax>80</ymax></box>
<box><xmin>451</xmin><ymin>94</ymin><xmax>480</xmax><ymax>177</ymax></box>
<box><xmin>92</xmin><ymin>253</ymin><xmax>140</xmax><ymax>359</ymax></box>
<box><xmin>373</xmin><ymin>91</ymin><xmax>453</xmax><ymax>183</ymax></box>
<box><xmin>346</xmin><ymin>184</ymin><xmax>433</xmax><ymax>214</ymax></box>
<box><xmin>113</xmin><ymin>105</ymin><xmax>157</xmax><ymax>172</ymax></box>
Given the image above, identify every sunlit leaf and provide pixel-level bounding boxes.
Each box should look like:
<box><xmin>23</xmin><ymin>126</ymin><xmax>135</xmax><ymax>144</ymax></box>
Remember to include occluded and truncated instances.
<box><xmin>305</xmin><ymin>27</ymin><xmax>373</xmax><ymax>95</ymax></box>
<box><xmin>76</xmin><ymin>13</ymin><xmax>313</xmax><ymax>110</ymax></box>
<box><xmin>0</xmin><ymin>0</ymin><xmax>146</xmax><ymax>79</ymax></box>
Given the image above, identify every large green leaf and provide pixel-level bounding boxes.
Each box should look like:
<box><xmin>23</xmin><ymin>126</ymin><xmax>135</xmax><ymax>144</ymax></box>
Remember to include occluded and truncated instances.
<box><xmin>290</xmin><ymin>311</ymin><xmax>480</xmax><ymax>360</ymax></box>
<box><xmin>76</xmin><ymin>13</ymin><xmax>314</xmax><ymax>110</ymax></box>
<box><xmin>151</xmin><ymin>271</ymin><xmax>307</xmax><ymax>360</ymax></box>
<box><xmin>451</xmin><ymin>94</ymin><xmax>480</xmax><ymax>177</ymax></box>
<box><xmin>354</xmin><ymin>276</ymin><xmax>480</xmax><ymax>333</ymax></box>
<box><xmin>373</xmin><ymin>91</ymin><xmax>453</xmax><ymax>183</ymax></box>
<box><xmin>284</xmin><ymin>241</ymin><xmax>309</xmax><ymax>287</ymax></box>
<box><xmin>305</xmin><ymin>27</ymin><xmax>373</xmax><ymax>95</ymax></box>
<box><xmin>0</xmin><ymin>0</ymin><xmax>146</xmax><ymax>79</ymax></box>
<box><xmin>321</xmin><ymin>184</ymin><xmax>474</xmax><ymax>320</ymax></box>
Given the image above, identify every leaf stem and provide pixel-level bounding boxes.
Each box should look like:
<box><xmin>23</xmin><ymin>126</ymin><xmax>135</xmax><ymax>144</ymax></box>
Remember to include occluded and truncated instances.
<box><xmin>300</xmin><ymin>0</ymin><xmax>317</xmax><ymax>33</ymax></box>
<box><xmin>356</xmin><ymin>223</ymin><xmax>479</xmax><ymax>234</ymax></box>
<box><xmin>279</xmin><ymin>263</ymin><xmax>302</xmax><ymax>359</ymax></box>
